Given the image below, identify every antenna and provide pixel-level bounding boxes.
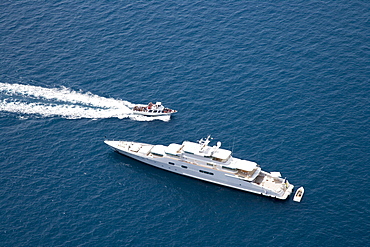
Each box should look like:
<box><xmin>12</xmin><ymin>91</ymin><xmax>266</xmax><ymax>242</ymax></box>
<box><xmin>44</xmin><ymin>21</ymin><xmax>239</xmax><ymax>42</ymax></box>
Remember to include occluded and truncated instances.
<box><xmin>199</xmin><ymin>135</ymin><xmax>213</xmax><ymax>150</ymax></box>
<box><xmin>231</xmin><ymin>137</ymin><xmax>235</xmax><ymax>154</ymax></box>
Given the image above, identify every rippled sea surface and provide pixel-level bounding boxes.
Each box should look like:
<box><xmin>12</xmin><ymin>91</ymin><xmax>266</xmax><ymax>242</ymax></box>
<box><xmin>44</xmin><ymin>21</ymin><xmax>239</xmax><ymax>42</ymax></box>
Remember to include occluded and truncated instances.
<box><xmin>1</xmin><ymin>1</ymin><xmax>369</xmax><ymax>246</ymax></box>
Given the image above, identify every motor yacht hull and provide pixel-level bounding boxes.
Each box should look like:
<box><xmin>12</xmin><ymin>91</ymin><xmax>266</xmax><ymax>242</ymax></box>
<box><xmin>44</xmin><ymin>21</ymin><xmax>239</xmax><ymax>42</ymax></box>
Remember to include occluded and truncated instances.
<box><xmin>104</xmin><ymin>138</ymin><xmax>294</xmax><ymax>200</ymax></box>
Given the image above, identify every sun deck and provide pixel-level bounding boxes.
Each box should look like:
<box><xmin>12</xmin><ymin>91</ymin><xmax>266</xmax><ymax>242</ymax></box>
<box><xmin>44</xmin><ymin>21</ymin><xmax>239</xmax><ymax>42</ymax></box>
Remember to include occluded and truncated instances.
<box><xmin>253</xmin><ymin>172</ymin><xmax>287</xmax><ymax>192</ymax></box>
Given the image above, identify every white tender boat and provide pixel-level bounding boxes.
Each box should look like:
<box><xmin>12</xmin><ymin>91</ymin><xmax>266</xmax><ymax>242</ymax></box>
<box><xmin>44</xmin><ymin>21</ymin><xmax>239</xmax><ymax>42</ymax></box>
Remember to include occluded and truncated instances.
<box><xmin>132</xmin><ymin>102</ymin><xmax>177</xmax><ymax>116</ymax></box>
<box><xmin>104</xmin><ymin>136</ymin><xmax>294</xmax><ymax>200</ymax></box>
<box><xmin>293</xmin><ymin>187</ymin><xmax>304</xmax><ymax>202</ymax></box>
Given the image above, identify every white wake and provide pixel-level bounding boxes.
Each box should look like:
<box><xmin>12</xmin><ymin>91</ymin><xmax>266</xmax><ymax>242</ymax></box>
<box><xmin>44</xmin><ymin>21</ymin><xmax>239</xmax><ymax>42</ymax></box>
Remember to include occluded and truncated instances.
<box><xmin>0</xmin><ymin>83</ymin><xmax>170</xmax><ymax>121</ymax></box>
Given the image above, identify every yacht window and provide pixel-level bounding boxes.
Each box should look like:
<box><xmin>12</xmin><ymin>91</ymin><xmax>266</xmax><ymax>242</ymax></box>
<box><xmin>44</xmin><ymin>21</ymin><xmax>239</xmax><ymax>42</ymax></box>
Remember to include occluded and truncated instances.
<box><xmin>212</xmin><ymin>157</ymin><xmax>224</xmax><ymax>162</ymax></box>
<box><xmin>222</xmin><ymin>166</ymin><xmax>237</xmax><ymax>171</ymax></box>
<box><xmin>165</xmin><ymin>153</ymin><xmax>179</xmax><ymax>157</ymax></box>
<box><xmin>168</xmin><ymin>162</ymin><xmax>175</xmax><ymax>165</ymax></box>
<box><xmin>151</xmin><ymin>153</ymin><xmax>163</xmax><ymax>157</ymax></box>
<box><xmin>181</xmin><ymin>165</ymin><xmax>188</xmax><ymax>169</ymax></box>
<box><xmin>212</xmin><ymin>155</ymin><xmax>230</xmax><ymax>163</ymax></box>
<box><xmin>199</xmin><ymin>170</ymin><xmax>214</xmax><ymax>175</ymax></box>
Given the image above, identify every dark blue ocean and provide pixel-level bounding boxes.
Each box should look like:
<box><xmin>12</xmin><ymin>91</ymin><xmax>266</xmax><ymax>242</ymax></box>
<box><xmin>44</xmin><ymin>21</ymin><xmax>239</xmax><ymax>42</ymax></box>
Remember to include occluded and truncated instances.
<box><xmin>1</xmin><ymin>0</ymin><xmax>369</xmax><ymax>246</ymax></box>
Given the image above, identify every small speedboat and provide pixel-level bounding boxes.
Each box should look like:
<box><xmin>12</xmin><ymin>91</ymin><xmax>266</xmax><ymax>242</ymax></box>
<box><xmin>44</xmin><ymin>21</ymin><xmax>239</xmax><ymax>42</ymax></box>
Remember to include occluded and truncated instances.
<box><xmin>293</xmin><ymin>187</ymin><xmax>304</xmax><ymax>202</ymax></box>
<box><xmin>132</xmin><ymin>102</ymin><xmax>177</xmax><ymax>116</ymax></box>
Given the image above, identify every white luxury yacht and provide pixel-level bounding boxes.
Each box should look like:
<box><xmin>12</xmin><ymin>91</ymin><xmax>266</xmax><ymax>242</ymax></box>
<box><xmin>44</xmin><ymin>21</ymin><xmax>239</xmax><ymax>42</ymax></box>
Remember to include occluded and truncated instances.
<box><xmin>104</xmin><ymin>136</ymin><xmax>294</xmax><ymax>199</ymax></box>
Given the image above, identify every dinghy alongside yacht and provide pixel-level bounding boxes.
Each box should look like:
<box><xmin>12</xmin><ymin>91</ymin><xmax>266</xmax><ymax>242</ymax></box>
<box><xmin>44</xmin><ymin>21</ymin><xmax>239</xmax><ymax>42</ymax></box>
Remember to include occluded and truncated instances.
<box><xmin>293</xmin><ymin>187</ymin><xmax>305</xmax><ymax>202</ymax></box>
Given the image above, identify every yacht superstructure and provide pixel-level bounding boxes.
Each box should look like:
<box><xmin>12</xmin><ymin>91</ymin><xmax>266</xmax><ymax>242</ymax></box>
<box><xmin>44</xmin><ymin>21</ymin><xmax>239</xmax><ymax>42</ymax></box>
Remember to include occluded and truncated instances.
<box><xmin>104</xmin><ymin>136</ymin><xmax>294</xmax><ymax>199</ymax></box>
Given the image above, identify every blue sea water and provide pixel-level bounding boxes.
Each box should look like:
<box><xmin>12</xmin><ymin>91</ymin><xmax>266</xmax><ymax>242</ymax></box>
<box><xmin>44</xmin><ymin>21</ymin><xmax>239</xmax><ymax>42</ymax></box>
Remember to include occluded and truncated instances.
<box><xmin>1</xmin><ymin>0</ymin><xmax>369</xmax><ymax>246</ymax></box>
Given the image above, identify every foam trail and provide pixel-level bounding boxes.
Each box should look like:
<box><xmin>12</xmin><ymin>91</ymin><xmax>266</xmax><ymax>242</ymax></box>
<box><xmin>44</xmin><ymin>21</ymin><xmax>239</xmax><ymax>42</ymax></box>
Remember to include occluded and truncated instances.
<box><xmin>0</xmin><ymin>100</ymin><xmax>129</xmax><ymax>119</ymax></box>
<box><xmin>0</xmin><ymin>83</ymin><xmax>133</xmax><ymax>108</ymax></box>
<box><xmin>0</xmin><ymin>83</ymin><xmax>168</xmax><ymax>121</ymax></box>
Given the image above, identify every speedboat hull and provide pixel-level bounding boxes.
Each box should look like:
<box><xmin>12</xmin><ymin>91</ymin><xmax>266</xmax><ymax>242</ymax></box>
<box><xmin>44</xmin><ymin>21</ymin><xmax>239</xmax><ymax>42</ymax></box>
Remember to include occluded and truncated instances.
<box><xmin>132</xmin><ymin>110</ymin><xmax>175</xmax><ymax>116</ymax></box>
<box><xmin>132</xmin><ymin>102</ymin><xmax>177</xmax><ymax>117</ymax></box>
